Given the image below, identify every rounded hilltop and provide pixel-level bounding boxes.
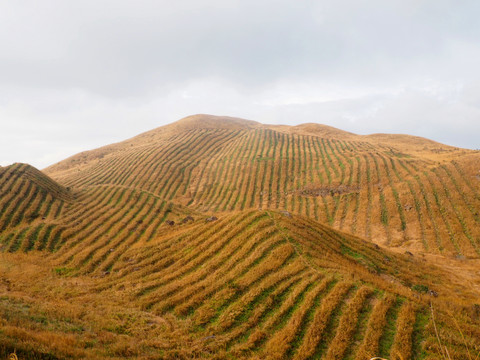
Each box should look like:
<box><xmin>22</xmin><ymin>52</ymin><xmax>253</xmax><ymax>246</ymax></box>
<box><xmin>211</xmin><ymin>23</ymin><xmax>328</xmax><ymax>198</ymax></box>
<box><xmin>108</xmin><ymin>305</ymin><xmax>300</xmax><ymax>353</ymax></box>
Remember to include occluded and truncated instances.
<box><xmin>0</xmin><ymin>162</ymin><xmax>71</xmax><ymax>201</ymax></box>
<box><xmin>168</xmin><ymin>114</ymin><xmax>461</xmax><ymax>153</ymax></box>
<box><xmin>109</xmin><ymin>114</ymin><xmax>261</xmax><ymax>149</ymax></box>
<box><xmin>280</xmin><ymin>122</ymin><xmax>358</xmax><ymax>141</ymax></box>
<box><xmin>167</xmin><ymin>114</ymin><xmax>261</xmax><ymax>130</ymax></box>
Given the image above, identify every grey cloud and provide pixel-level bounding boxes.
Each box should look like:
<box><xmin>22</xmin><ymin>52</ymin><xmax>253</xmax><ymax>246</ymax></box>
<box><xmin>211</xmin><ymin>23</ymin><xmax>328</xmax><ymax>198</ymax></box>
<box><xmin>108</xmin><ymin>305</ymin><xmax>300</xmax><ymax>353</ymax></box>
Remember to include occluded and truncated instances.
<box><xmin>258</xmin><ymin>89</ymin><xmax>480</xmax><ymax>150</ymax></box>
<box><xmin>2</xmin><ymin>0</ymin><xmax>479</xmax><ymax>95</ymax></box>
<box><xmin>0</xmin><ymin>0</ymin><xmax>479</xmax><ymax>168</ymax></box>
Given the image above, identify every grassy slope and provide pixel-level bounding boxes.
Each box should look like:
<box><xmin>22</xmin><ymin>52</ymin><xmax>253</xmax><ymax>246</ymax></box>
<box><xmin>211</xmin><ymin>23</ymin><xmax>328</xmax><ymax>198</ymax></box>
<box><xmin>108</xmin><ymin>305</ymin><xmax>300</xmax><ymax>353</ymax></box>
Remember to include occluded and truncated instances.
<box><xmin>45</xmin><ymin>115</ymin><xmax>480</xmax><ymax>257</ymax></box>
<box><xmin>1</xmin><ymin>210</ymin><xmax>478</xmax><ymax>359</ymax></box>
<box><xmin>1</xmin><ymin>115</ymin><xmax>479</xmax><ymax>359</ymax></box>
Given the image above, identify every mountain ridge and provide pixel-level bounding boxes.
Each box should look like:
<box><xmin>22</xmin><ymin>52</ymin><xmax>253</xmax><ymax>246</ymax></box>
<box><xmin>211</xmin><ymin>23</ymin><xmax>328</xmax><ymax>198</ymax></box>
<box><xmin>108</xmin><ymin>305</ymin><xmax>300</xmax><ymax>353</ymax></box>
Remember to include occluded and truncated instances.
<box><xmin>44</xmin><ymin>114</ymin><xmax>470</xmax><ymax>175</ymax></box>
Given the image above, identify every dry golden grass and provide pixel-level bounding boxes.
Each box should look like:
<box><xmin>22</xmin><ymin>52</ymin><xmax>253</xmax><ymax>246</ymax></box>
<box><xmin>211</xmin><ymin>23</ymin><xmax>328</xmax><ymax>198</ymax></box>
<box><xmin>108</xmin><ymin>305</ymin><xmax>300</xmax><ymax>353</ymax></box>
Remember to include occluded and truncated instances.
<box><xmin>293</xmin><ymin>281</ymin><xmax>353</xmax><ymax>360</ymax></box>
<box><xmin>1</xmin><ymin>209</ymin><xmax>480</xmax><ymax>359</ymax></box>
<box><xmin>1</xmin><ymin>115</ymin><xmax>480</xmax><ymax>359</ymax></box>
<box><xmin>389</xmin><ymin>302</ymin><xmax>416</xmax><ymax>360</ymax></box>
<box><xmin>324</xmin><ymin>286</ymin><xmax>373</xmax><ymax>360</ymax></box>
<box><xmin>355</xmin><ymin>294</ymin><xmax>397</xmax><ymax>360</ymax></box>
<box><xmin>263</xmin><ymin>277</ymin><xmax>333</xmax><ymax>359</ymax></box>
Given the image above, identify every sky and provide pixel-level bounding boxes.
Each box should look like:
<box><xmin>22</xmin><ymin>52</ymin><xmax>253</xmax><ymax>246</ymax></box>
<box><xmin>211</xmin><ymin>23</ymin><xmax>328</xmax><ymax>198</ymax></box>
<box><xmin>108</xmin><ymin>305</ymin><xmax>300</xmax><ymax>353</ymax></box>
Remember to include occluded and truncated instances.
<box><xmin>1</xmin><ymin>0</ymin><xmax>480</xmax><ymax>169</ymax></box>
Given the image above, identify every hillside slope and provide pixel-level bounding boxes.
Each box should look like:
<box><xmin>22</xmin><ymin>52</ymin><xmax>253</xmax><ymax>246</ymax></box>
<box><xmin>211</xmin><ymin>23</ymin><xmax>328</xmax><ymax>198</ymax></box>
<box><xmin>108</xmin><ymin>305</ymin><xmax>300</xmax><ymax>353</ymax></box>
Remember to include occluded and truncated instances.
<box><xmin>0</xmin><ymin>163</ymin><xmax>71</xmax><ymax>252</ymax></box>
<box><xmin>45</xmin><ymin>114</ymin><xmax>480</xmax><ymax>258</ymax></box>
<box><xmin>1</xmin><ymin>115</ymin><xmax>479</xmax><ymax>359</ymax></box>
<box><xmin>1</xmin><ymin>210</ymin><xmax>478</xmax><ymax>359</ymax></box>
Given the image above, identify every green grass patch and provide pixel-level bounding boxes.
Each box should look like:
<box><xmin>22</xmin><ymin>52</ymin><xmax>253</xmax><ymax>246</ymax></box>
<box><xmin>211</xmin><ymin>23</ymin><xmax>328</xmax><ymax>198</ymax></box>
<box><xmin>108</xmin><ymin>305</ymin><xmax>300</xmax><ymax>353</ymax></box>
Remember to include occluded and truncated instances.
<box><xmin>53</xmin><ymin>267</ymin><xmax>76</xmax><ymax>276</ymax></box>
<box><xmin>378</xmin><ymin>297</ymin><xmax>404</xmax><ymax>357</ymax></box>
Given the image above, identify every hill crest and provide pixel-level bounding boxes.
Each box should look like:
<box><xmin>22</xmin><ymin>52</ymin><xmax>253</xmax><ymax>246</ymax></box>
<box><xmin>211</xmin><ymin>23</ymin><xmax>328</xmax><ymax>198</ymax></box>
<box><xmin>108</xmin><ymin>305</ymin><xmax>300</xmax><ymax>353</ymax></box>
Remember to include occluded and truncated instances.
<box><xmin>44</xmin><ymin>114</ymin><xmax>470</xmax><ymax>175</ymax></box>
<box><xmin>169</xmin><ymin>114</ymin><xmax>261</xmax><ymax>130</ymax></box>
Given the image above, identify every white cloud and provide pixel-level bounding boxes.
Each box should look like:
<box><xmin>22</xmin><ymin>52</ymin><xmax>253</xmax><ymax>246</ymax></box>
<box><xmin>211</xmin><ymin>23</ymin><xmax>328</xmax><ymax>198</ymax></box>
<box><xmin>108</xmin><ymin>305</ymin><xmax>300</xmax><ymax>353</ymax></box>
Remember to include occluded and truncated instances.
<box><xmin>0</xmin><ymin>0</ymin><xmax>479</xmax><ymax>168</ymax></box>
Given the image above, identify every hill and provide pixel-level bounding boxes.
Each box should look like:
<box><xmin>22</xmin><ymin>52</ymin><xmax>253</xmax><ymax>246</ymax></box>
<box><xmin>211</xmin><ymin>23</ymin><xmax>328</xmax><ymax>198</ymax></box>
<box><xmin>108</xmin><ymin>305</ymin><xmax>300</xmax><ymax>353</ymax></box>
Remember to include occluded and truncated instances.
<box><xmin>1</xmin><ymin>210</ymin><xmax>478</xmax><ymax>359</ymax></box>
<box><xmin>1</xmin><ymin>114</ymin><xmax>480</xmax><ymax>359</ymax></box>
<box><xmin>45</xmin><ymin>114</ymin><xmax>480</xmax><ymax>258</ymax></box>
<box><xmin>0</xmin><ymin>163</ymin><xmax>72</xmax><ymax>253</ymax></box>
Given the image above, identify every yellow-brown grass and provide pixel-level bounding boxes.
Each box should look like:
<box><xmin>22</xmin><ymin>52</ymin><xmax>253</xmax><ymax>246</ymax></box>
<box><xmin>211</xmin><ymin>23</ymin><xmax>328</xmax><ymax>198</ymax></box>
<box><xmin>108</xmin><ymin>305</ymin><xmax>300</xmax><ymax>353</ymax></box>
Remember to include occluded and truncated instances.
<box><xmin>389</xmin><ymin>302</ymin><xmax>416</xmax><ymax>360</ymax></box>
<box><xmin>324</xmin><ymin>286</ymin><xmax>374</xmax><ymax>360</ymax></box>
<box><xmin>1</xmin><ymin>115</ymin><xmax>480</xmax><ymax>359</ymax></box>
<box><xmin>293</xmin><ymin>281</ymin><xmax>353</xmax><ymax>360</ymax></box>
<box><xmin>355</xmin><ymin>294</ymin><xmax>397</xmax><ymax>360</ymax></box>
<box><xmin>263</xmin><ymin>277</ymin><xmax>333</xmax><ymax>359</ymax></box>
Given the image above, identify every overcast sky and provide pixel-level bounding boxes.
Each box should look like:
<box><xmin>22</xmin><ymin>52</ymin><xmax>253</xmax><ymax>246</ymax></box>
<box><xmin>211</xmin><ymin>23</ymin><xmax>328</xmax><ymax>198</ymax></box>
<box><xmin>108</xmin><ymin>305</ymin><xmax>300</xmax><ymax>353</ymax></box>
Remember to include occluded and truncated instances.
<box><xmin>1</xmin><ymin>0</ymin><xmax>479</xmax><ymax>169</ymax></box>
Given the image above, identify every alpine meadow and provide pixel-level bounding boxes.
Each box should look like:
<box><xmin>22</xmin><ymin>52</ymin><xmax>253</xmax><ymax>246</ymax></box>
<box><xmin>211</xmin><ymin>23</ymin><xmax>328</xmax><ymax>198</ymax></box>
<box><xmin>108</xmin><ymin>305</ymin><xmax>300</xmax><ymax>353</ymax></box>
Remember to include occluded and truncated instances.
<box><xmin>1</xmin><ymin>114</ymin><xmax>479</xmax><ymax>359</ymax></box>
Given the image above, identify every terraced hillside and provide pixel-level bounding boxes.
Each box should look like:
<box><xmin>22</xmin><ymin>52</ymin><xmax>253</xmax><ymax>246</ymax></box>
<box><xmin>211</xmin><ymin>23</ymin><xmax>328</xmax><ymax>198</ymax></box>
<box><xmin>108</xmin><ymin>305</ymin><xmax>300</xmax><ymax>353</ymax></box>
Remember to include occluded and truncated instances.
<box><xmin>46</xmin><ymin>115</ymin><xmax>480</xmax><ymax>257</ymax></box>
<box><xmin>0</xmin><ymin>163</ymin><xmax>71</xmax><ymax>253</ymax></box>
<box><xmin>1</xmin><ymin>115</ymin><xmax>479</xmax><ymax>359</ymax></box>
<box><xmin>2</xmin><ymin>210</ymin><xmax>479</xmax><ymax>359</ymax></box>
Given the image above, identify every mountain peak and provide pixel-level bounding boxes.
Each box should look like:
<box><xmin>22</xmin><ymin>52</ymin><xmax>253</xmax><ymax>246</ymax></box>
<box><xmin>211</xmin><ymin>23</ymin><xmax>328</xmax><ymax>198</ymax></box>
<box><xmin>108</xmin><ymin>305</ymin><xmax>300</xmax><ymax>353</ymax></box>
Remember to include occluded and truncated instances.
<box><xmin>169</xmin><ymin>114</ymin><xmax>261</xmax><ymax>130</ymax></box>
